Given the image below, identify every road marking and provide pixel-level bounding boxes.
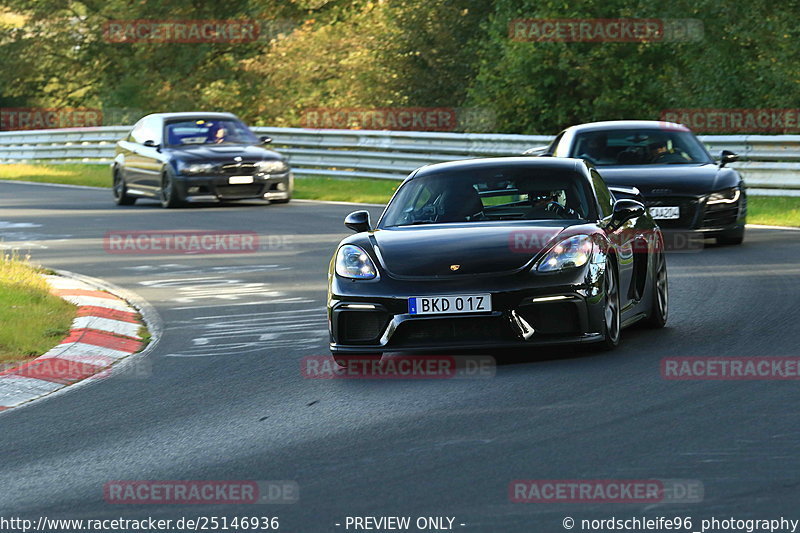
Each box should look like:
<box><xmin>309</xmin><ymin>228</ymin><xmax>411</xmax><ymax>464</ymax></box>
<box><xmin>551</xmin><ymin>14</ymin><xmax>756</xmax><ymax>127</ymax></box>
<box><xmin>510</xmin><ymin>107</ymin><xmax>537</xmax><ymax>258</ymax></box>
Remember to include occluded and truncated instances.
<box><xmin>0</xmin><ymin>221</ymin><xmax>42</xmax><ymax>228</ymax></box>
<box><xmin>139</xmin><ymin>276</ymin><xmax>288</xmax><ymax>305</ymax></box>
<box><xmin>163</xmin><ymin>308</ymin><xmax>327</xmax><ymax>357</ymax></box>
<box><xmin>122</xmin><ymin>264</ymin><xmax>289</xmax><ymax>275</ymax></box>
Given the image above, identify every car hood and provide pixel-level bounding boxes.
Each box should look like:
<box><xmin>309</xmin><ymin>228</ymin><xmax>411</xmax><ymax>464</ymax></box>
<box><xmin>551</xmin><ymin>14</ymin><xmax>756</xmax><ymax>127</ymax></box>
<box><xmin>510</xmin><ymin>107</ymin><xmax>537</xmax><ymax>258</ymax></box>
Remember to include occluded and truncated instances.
<box><xmin>370</xmin><ymin>223</ymin><xmax>572</xmax><ymax>279</ymax></box>
<box><xmin>596</xmin><ymin>163</ymin><xmax>734</xmax><ymax>196</ymax></box>
<box><xmin>167</xmin><ymin>144</ymin><xmax>283</xmax><ymax>163</ymax></box>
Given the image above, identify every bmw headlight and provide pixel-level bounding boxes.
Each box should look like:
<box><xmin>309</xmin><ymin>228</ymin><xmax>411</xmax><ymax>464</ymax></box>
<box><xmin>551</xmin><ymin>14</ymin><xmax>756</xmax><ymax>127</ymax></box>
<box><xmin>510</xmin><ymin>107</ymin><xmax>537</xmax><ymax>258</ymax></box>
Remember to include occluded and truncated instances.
<box><xmin>255</xmin><ymin>160</ymin><xmax>289</xmax><ymax>174</ymax></box>
<box><xmin>707</xmin><ymin>187</ymin><xmax>741</xmax><ymax>205</ymax></box>
<box><xmin>536</xmin><ymin>235</ymin><xmax>593</xmax><ymax>273</ymax></box>
<box><xmin>335</xmin><ymin>244</ymin><xmax>377</xmax><ymax>279</ymax></box>
<box><xmin>182</xmin><ymin>163</ymin><xmax>215</xmax><ymax>175</ymax></box>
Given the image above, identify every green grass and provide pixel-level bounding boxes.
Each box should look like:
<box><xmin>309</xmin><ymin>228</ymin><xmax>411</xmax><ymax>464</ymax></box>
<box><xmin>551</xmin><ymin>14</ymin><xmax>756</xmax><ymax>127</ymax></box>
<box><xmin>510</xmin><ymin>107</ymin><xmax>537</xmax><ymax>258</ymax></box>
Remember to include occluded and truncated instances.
<box><xmin>747</xmin><ymin>196</ymin><xmax>800</xmax><ymax>227</ymax></box>
<box><xmin>0</xmin><ymin>252</ymin><xmax>77</xmax><ymax>364</ymax></box>
<box><xmin>1</xmin><ymin>164</ymin><xmax>799</xmax><ymax>226</ymax></box>
<box><xmin>293</xmin><ymin>176</ymin><xmax>398</xmax><ymax>204</ymax></box>
<box><xmin>0</xmin><ymin>163</ymin><xmax>109</xmax><ymax>188</ymax></box>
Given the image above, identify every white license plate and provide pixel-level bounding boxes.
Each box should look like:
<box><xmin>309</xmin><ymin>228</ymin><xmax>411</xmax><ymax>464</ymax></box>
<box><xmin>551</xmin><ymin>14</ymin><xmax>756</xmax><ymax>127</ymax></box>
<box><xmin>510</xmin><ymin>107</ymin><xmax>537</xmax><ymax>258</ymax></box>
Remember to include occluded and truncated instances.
<box><xmin>650</xmin><ymin>206</ymin><xmax>680</xmax><ymax>220</ymax></box>
<box><xmin>229</xmin><ymin>175</ymin><xmax>254</xmax><ymax>185</ymax></box>
<box><xmin>409</xmin><ymin>294</ymin><xmax>492</xmax><ymax>315</ymax></box>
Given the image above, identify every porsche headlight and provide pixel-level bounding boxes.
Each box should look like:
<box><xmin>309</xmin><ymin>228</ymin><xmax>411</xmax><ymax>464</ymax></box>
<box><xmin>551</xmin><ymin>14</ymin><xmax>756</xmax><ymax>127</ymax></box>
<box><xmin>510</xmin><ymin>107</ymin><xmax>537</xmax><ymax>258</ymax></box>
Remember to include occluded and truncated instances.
<box><xmin>182</xmin><ymin>163</ymin><xmax>215</xmax><ymax>175</ymax></box>
<box><xmin>707</xmin><ymin>187</ymin><xmax>741</xmax><ymax>205</ymax></box>
<box><xmin>255</xmin><ymin>160</ymin><xmax>289</xmax><ymax>174</ymax></box>
<box><xmin>536</xmin><ymin>235</ymin><xmax>593</xmax><ymax>273</ymax></box>
<box><xmin>335</xmin><ymin>244</ymin><xmax>377</xmax><ymax>279</ymax></box>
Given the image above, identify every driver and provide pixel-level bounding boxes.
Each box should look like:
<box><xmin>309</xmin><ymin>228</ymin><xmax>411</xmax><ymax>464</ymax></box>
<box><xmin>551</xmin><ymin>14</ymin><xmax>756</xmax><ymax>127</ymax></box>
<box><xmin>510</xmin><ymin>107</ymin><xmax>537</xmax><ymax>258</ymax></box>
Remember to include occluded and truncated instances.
<box><xmin>527</xmin><ymin>190</ymin><xmax>578</xmax><ymax>219</ymax></box>
<box><xmin>577</xmin><ymin>134</ymin><xmax>610</xmax><ymax>164</ymax></box>
<box><xmin>207</xmin><ymin>123</ymin><xmax>227</xmax><ymax>144</ymax></box>
<box><xmin>528</xmin><ymin>190</ymin><xmax>560</xmax><ymax>218</ymax></box>
<box><xmin>648</xmin><ymin>138</ymin><xmax>686</xmax><ymax>163</ymax></box>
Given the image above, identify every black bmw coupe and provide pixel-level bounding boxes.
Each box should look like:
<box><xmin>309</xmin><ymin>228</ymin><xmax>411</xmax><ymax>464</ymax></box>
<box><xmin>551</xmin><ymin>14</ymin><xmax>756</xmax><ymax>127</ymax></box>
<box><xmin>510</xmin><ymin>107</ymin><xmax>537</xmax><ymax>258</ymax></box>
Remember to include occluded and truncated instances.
<box><xmin>530</xmin><ymin>120</ymin><xmax>746</xmax><ymax>245</ymax></box>
<box><xmin>112</xmin><ymin>112</ymin><xmax>292</xmax><ymax>208</ymax></box>
<box><xmin>327</xmin><ymin>157</ymin><xmax>668</xmax><ymax>365</ymax></box>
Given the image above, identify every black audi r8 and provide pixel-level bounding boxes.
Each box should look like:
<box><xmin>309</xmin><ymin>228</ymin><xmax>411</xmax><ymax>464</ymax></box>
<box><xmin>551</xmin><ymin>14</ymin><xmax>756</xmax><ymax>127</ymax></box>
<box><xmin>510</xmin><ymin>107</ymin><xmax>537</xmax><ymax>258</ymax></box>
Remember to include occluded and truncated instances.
<box><xmin>529</xmin><ymin>120</ymin><xmax>746</xmax><ymax>245</ymax></box>
<box><xmin>327</xmin><ymin>157</ymin><xmax>668</xmax><ymax>365</ymax></box>
<box><xmin>112</xmin><ymin>112</ymin><xmax>292</xmax><ymax>208</ymax></box>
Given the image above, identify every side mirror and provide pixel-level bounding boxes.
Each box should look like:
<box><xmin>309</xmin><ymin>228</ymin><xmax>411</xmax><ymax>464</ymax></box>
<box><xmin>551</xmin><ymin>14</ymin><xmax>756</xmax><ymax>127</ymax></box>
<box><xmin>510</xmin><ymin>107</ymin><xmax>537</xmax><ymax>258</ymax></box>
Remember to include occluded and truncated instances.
<box><xmin>608</xmin><ymin>185</ymin><xmax>645</xmax><ymax>203</ymax></box>
<box><xmin>719</xmin><ymin>150</ymin><xmax>739</xmax><ymax>168</ymax></box>
<box><xmin>344</xmin><ymin>210</ymin><xmax>371</xmax><ymax>233</ymax></box>
<box><xmin>143</xmin><ymin>140</ymin><xmax>160</xmax><ymax>150</ymax></box>
<box><xmin>260</xmin><ymin>135</ymin><xmax>273</xmax><ymax>144</ymax></box>
<box><xmin>609</xmin><ymin>199</ymin><xmax>645</xmax><ymax>228</ymax></box>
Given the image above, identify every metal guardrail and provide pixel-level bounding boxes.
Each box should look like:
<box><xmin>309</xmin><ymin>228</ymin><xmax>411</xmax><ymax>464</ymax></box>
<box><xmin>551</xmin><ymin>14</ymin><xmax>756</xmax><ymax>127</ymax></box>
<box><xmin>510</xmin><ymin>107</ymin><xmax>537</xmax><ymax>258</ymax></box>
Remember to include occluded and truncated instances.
<box><xmin>0</xmin><ymin>126</ymin><xmax>798</xmax><ymax>196</ymax></box>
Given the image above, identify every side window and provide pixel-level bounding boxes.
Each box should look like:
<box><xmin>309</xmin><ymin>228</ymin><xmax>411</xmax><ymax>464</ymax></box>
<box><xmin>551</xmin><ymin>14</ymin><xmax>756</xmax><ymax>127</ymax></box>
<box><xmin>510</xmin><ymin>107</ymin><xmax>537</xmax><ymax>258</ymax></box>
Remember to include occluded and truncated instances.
<box><xmin>591</xmin><ymin>170</ymin><xmax>614</xmax><ymax>218</ymax></box>
<box><xmin>130</xmin><ymin>117</ymin><xmax>161</xmax><ymax>144</ymax></box>
<box><xmin>546</xmin><ymin>132</ymin><xmax>564</xmax><ymax>155</ymax></box>
<box><xmin>128</xmin><ymin>120</ymin><xmax>145</xmax><ymax>144</ymax></box>
<box><xmin>413</xmin><ymin>185</ymin><xmax>433</xmax><ymax>210</ymax></box>
<box><xmin>554</xmin><ymin>132</ymin><xmax>571</xmax><ymax>157</ymax></box>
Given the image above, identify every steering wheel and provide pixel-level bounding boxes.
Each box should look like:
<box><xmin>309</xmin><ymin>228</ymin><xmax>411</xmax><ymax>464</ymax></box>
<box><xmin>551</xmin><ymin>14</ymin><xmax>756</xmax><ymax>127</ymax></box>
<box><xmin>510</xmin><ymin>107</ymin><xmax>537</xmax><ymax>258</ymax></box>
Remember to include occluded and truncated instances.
<box><xmin>544</xmin><ymin>202</ymin><xmax>568</xmax><ymax>217</ymax></box>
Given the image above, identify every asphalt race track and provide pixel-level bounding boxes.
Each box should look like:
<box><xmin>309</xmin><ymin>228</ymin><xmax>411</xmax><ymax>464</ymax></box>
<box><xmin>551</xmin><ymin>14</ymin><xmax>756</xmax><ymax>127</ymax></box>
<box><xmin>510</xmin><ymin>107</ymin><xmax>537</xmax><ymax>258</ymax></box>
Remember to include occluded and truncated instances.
<box><xmin>2</xmin><ymin>180</ymin><xmax>800</xmax><ymax>532</ymax></box>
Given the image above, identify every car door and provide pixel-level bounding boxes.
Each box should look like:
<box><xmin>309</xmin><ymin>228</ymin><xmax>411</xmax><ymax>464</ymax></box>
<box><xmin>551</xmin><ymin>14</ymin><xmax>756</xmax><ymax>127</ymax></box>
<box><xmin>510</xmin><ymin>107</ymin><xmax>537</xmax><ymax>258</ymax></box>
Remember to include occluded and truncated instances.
<box><xmin>116</xmin><ymin>120</ymin><xmax>145</xmax><ymax>190</ymax></box>
<box><xmin>130</xmin><ymin>116</ymin><xmax>164</xmax><ymax>191</ymax></box>
<box><xmin>592</xmin><ymin>169</ymin><xmax>637</xmax><ymax>310</ymax></box>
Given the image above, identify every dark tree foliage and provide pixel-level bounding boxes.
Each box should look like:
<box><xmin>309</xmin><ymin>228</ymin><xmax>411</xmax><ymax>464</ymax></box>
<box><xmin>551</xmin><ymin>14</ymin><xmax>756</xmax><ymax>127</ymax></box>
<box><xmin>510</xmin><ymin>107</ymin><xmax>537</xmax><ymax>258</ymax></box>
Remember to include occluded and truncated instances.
<box><xmin>1</xmin><ymin>0</ymin><xmax>798</xmax><ymax>133</ymax></box>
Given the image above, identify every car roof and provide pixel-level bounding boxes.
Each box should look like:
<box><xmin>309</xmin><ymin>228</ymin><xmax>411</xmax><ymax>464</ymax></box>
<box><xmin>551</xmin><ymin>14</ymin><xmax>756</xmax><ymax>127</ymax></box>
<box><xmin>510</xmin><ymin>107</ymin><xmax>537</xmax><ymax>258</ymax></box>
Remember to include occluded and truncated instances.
<box><xmin>412</xmin><ymin>156</ymin><xmax>588</xmax><ymax>179</ymax></box>
<box><xmin>140</xmin><ymin>112</ymin><xmax>240</xmax><ymax>122</ymax></box>
<box><xmin>564</xmin><ymin>120</ymin><xmax>690</xmax><ymax>133</ymax></box>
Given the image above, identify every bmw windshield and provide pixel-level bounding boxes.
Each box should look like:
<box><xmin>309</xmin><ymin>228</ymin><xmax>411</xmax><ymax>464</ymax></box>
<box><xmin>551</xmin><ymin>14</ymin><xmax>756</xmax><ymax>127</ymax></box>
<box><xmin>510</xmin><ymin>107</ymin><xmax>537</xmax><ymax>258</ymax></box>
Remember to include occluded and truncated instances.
<box><xmin>164</xmin><ymin>118</ymin><xmax>260</xmax><ymax>147</ymax></box>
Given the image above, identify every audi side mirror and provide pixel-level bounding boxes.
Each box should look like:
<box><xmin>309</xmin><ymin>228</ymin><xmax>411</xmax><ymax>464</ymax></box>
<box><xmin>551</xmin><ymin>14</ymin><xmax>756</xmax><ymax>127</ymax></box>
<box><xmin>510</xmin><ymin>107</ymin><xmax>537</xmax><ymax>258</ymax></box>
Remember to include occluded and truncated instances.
<box><xmin>719</xmin><ymin>150</ymin><xmax>739</xmax><ymax>168</ymax></box>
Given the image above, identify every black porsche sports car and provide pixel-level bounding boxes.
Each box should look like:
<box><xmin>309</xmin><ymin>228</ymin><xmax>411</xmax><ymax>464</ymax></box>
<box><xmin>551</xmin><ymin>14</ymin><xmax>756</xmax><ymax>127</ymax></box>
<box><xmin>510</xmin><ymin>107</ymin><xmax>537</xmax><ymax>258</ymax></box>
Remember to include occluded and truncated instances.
<box><xmin>327</xmin><ymin>157</ymin><xmax>668</xmax><ymax>365</ymax></box>
<box><xmin>530</xmin><ymin>120</ymin><xmax>746</xmax><ymax>245</ymax></box>
<box><xmin>112</xmin><ymin>112</ymin><xmax>292</xmax><ymax>208</ymax></box>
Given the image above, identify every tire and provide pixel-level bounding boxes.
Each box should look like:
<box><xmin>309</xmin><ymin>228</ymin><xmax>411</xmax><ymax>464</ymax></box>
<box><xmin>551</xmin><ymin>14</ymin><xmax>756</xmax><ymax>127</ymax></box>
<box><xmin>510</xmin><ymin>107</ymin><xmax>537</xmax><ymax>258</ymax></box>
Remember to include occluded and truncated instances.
<box><xmin>716</xmin><ymin>227</ymin><xmax>745</xmax><ymax>245</ymax></box>
<box><xmin>332</xmin><ymin>353</ymin><xmax>382</xmax><ymax>368</ymax></box>
<box><xmin>112</xmin><ymin>168</ymin><xmax>136</xmax><ymax>206</ymax></box>
<box><xmin>160</xmin><ymin>169</ymin><xmax>184</xmax><ymax>209</ymax></box>
<box><xmin>597</xmin><ymin>260</ymin><xmax>621</xmax><ymax>351</ymax></box>
<box><xmin>644</xmin><ymin>250</ymin><xmax>668</xmax><ymax>328</ymax></box>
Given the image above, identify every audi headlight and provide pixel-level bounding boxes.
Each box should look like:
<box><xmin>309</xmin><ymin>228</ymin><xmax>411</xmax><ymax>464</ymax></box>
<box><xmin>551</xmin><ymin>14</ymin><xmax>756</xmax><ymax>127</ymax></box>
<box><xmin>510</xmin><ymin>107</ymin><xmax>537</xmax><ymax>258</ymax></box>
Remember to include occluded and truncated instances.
<box><xmin>182</xmin><ymin>163</ymin><xmax>215</xmax><ymax>175</ymax></box>
<box><xmin>255</xmin><ymin>160</ymin><xmax>289</xmax><ymax>174</ymax></box>
<box><xmin>335</xmin><ymin>244</ymin><xmax>377</xmax><ymax>279</ymax></box>
<box><xmin>536</xmin><ymin>235</ymin><xmax>593</xmax><ymax>273</ymax></box>
<box><xmin>707</xmin><ymin>187</ymin><xmax>741</xmax><ymax>205</ymax></box>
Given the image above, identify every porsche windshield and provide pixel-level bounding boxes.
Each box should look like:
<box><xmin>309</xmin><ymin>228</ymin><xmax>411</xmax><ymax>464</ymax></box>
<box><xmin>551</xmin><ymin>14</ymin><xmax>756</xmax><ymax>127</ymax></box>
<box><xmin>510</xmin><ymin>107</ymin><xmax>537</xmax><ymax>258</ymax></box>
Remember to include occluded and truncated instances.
<box><xmin>570</xmin><ymin>129</ymin><xmax>713</xmax><ymax>166</ymax></box>
<box><xmin>164</xmin><ymin>118</ymin><xmax>259</xmax><ymax>146</ymax></box>
<box><xmin>380</xmin><ymin>168</ymin><xmax>595</xmax><ymax>227</ymax></box>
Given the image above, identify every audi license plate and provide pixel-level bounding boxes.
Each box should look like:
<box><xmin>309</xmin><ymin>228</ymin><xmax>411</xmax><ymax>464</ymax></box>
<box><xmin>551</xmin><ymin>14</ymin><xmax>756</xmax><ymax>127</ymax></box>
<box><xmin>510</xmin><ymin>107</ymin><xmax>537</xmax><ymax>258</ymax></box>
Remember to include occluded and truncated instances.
<box><xmin>409</xmin><ymin>294</ymin><xmax>491</xmax><ymax>315</ymax></box>
<box><xmin>649</xmin><ymin>206</ymin><xmax>680</xmax><ymax>220</ymax></box>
